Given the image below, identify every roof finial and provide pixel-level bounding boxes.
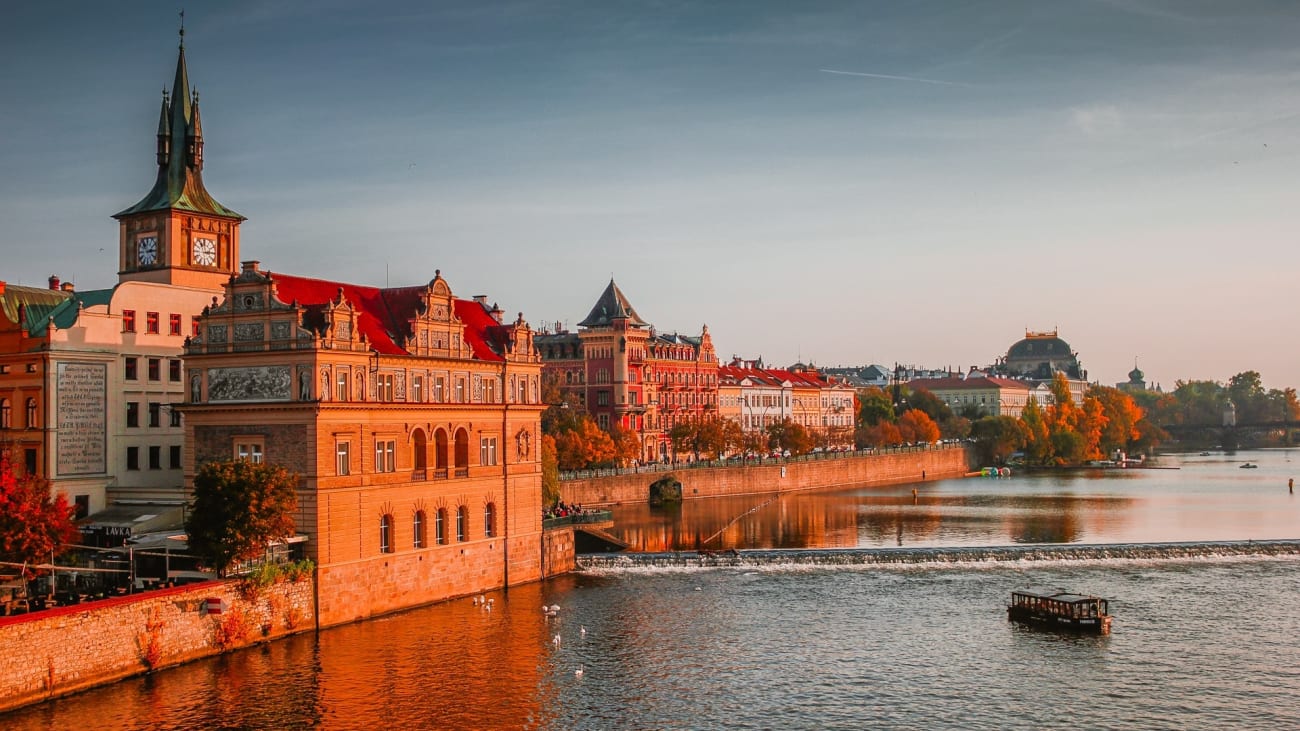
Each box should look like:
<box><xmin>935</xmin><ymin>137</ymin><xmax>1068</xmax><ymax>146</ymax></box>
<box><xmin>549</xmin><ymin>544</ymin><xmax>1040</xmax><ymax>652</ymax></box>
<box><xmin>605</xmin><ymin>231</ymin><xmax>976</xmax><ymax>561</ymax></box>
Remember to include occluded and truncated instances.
<box><xmin>179</xmin><ymin>9</ymin><xmax>186</xmax><ymax>49</ymax></box>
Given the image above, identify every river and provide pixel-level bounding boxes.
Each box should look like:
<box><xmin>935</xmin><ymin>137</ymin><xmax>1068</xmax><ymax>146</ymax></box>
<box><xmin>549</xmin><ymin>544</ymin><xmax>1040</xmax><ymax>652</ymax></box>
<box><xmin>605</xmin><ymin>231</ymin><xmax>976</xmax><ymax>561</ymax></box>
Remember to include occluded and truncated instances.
<box><xmin>3</xmin><ymin>450</ymin><xmax>1298</xmax><ymax>730</ymax></box>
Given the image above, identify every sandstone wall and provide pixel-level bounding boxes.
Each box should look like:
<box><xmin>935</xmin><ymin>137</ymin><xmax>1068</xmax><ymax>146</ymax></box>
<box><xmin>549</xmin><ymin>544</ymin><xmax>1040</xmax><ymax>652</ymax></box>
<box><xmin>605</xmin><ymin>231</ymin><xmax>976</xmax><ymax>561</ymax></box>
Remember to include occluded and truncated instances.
<box><xmin>0</xmin><ymin>578</ymin><xmax>314</xmax><ymax>713</ymax></box>
<box><xmin>560</xmin><ymin>447</ymin><xmax>972</xmax><ymax>506</ymax></box>
<box><xmin>542</xmin><ymin>527</ymin><xmax>576</xmax><ymax>578</ymax></box>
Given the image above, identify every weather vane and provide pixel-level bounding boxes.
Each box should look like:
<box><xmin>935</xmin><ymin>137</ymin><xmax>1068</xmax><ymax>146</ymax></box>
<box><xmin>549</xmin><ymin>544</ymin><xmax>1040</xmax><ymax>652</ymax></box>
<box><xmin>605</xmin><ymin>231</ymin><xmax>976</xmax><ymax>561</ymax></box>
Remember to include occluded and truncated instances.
<box><xmin>179</xmin><ymin>9</ymin><xmax>186</xmax><ymax>47</ymax></box>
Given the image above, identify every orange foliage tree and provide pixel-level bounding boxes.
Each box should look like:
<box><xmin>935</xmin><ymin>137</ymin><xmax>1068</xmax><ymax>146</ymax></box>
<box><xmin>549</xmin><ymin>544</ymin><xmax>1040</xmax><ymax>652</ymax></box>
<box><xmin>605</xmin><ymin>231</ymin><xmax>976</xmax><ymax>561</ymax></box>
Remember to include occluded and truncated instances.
<box><xmin>897</xmin><ymin>409</ymin><xmax>941</xmax><ymax>444</ymax></box>
<box><xmin>553</xmin><ymin>416</ymin><xmax>617</xmax><ymax>470</ymax></box>
<box><xmin>0</xmin><ymin>452</ymin><xmax>79</xmax><ymax>575</ymax></box>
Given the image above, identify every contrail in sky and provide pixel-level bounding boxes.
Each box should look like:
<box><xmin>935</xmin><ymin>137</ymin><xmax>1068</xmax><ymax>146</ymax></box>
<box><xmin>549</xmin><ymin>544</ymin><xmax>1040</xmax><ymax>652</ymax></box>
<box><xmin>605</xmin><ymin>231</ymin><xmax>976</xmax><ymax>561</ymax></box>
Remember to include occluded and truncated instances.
<box><xmin>819</xmin><ymin>68</ymin><xmax>970</xmax><ymax>87</ymax></box>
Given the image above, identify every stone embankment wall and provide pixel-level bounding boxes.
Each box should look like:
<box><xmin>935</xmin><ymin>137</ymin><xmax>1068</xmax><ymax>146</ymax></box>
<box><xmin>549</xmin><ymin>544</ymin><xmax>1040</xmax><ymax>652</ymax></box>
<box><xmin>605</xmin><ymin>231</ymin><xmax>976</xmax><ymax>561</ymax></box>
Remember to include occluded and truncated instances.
<box><xmin>560</xmin><ymin>448</ymin><xmax>972</xmax><ymax>507</ymax></box>
<box><xmin>542</xmin><ymin>526</ymin><xmax>576</xmax><ymax>578</ymax></box>
<box><xmin>0</xmin><ymin>578</ymin><xmax>314</xmax><ymax>713</ymax></box>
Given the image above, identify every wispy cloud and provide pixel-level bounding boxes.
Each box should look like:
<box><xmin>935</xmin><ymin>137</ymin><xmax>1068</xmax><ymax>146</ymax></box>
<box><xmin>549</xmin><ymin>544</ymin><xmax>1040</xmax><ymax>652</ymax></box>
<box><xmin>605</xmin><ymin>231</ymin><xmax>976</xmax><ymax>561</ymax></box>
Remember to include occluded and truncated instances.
<box><xmin>1070</xmin><ymin>105</ymin><xmax>1124</xmax><ymax>135</ymax></box>
<box><xmin>819</xmin><ymin>68</ymin><xmax>971</xmax><ymax>87</ymax></box>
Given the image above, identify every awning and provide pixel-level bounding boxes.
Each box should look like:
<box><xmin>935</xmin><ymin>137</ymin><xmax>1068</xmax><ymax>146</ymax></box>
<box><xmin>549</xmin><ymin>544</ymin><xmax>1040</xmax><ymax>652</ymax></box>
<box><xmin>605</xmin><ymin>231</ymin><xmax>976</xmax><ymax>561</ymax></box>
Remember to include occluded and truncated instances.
<box><xmin>79</xmin><ymin>505</ymin><xmax>185</xmax><ymax>544</ymax></box>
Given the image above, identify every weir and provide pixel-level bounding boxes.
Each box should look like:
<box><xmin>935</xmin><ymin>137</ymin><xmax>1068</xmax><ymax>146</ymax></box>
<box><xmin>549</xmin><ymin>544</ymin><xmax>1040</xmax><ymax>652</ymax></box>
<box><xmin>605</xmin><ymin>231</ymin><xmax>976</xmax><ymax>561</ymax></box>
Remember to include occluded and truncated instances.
<box><xmin>576</xmin><ymin>540</ymin><xmax>1300</xmax><ymax>570</ymax></box>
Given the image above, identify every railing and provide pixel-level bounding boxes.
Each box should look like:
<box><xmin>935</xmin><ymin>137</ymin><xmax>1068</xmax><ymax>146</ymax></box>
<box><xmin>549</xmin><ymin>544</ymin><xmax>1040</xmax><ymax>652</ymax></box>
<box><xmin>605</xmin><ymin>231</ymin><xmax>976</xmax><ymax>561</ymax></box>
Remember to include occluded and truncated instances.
<box><xmin>559</xmin><ymin>442</ymin><xmax>968</xmax><ymax>481</ymax></box>
<box><xmin>543</xmin><ymin>510</ymin><xmax>614</xmax><ymax>530</ymax></box>
<box><xmin>433</xmin><ymin>468</ymin><xmax>448</xmax><ymax>480</ymax></box>
<box><xmin>454</xmin><ymin>468</ymin><xmax>469</xmax><ymax>478</ymax></box>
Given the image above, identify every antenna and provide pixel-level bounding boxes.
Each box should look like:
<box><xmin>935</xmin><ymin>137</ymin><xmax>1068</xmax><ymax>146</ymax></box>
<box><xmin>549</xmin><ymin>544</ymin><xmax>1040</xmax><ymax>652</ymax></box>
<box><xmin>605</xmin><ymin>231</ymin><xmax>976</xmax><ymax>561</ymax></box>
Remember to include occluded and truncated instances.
<box><xmin>179</xmin><ymin>9</ymin><xmax>185</xmax><ymax>48</ymax></box>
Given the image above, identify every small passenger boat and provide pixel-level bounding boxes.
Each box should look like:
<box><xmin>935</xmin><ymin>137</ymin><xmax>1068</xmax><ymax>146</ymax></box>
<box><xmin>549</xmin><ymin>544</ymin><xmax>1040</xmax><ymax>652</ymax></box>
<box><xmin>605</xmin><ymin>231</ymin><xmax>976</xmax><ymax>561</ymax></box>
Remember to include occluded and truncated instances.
<box><xmin>1008</xmin><ymin>589</ymin><xmax>1111</xmax><ymax>634</ymax></box>
<box><xmin>1240</xmin><ymin>463</ymin><xmax>1258</xmax><ymax>469</ymax></box>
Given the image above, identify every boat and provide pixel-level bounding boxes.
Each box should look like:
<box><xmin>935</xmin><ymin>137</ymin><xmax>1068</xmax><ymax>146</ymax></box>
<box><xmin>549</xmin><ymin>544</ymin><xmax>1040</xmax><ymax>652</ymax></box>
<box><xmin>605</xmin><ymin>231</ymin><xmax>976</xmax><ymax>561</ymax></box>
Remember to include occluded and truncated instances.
<box><xmin>1240</xmin><ymin>463</ymin><xmax>1258</xmax><ymax>469</ymax></box>
<box><xmin>1008</xmin><ymin>588</ymin><xmax>1112</xmax><ymax>634</ymax></box>
<box><xmin>1199</xmin><ymin>451</ymin><xmax>1212</xmax><ymax>456</ymax></box>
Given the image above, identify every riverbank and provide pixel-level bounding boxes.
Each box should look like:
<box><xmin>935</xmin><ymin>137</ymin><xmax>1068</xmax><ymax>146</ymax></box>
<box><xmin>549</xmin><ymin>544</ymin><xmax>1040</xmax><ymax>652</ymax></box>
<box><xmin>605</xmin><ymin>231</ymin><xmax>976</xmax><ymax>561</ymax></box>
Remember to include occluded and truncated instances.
<box><xmin>560</xmin><ymin>445</ymin><xmax>972</xmax><ymax>506</ymax></box>
<box><xmin>0</xmin><ymin>578</ymin><xmax>313</xmax><ymax>714</ymax></box>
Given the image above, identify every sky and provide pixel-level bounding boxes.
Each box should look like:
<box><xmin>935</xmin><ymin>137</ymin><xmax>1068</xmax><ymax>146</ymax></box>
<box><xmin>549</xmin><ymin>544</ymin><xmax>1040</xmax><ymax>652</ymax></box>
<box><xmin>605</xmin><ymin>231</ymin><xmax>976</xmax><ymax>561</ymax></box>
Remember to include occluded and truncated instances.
<box><xmin>3</xmin><ymin>1</ymin><xmax>1300</xmax><ymax>389</ymax></box>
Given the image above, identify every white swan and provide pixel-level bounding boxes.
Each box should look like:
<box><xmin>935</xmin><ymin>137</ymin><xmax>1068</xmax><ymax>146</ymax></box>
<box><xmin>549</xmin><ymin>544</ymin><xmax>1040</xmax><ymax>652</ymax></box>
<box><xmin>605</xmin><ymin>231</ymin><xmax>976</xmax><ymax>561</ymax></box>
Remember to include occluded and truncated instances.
<box><xmin>549</xmin><ymin>604</ymin><xmax>561</xmax><ymax>612</ymax></box>
<box><xmin>575</xmin><ymin>665</ymin><xmax>585</xmax><ymax>678</ymax></box>
<box><xmin>580</xmin><ymin>626</ymin><xmax>587</xmax><ymax>638</ymax></box>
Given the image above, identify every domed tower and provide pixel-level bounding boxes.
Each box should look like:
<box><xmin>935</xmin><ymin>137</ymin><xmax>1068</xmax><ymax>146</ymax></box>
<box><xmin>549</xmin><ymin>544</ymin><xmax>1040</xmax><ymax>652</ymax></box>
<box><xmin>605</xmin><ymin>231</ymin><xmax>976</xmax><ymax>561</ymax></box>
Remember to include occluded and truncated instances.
<box><xmin>113</xmin><ymin>26</ymin><xmax>244</xmax><ymax>290</ymax></box>
<box><xmin>1002</xmin><ymin>329</ymin><xmax>1085</xmax><ymax>380</ymax></box>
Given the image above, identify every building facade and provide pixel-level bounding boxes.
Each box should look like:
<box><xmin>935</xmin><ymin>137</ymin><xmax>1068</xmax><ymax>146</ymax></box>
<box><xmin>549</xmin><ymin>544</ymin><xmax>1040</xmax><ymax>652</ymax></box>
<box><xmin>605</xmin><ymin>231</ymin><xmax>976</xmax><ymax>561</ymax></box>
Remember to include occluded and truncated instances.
<box><xmin>907</xmin><ymin>376</ymin><xmax>1035</xmax><ymax>418</ymax></box>
<box><xmin>182</xmin><ymin>263</ymin><xmax>546</xmax><ymax>627</ymax></box>
<box><xmin>537</xmin><ymin>279</ymin><xmax>719</xmax><ymax>462</ymax></box>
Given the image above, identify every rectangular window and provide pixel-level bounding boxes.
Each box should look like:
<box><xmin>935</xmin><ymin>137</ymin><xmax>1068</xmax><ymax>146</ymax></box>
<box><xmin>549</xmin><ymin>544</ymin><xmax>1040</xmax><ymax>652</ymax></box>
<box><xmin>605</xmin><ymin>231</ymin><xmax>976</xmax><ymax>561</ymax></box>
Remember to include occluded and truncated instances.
<box><xmin>126</xmin><ymin>402</ymin><xmax>139</xmax><ymax>428</ymax></box>
<box><xmin>123</xmin><ymin>310</ymin><xmax>136</xmax><ymax>333</ymax></box>
<box><xmin>146</xmin><ymin>312</ymin><xmax>160</xmax><ymax>334</ymax></box>
<box><xmin>434</xmin><ymin>377</ymin><xmax>445</xmax><ymax>403</ymax></box>
<box><xmin>374</xmin><ymin>439</ymin><xmax>396</xmax><ymax>472</ymax></box>
<box><xmin>598</xmin><ymin>414</ymin><xmax>609</xmax><ymax>429</ymax></box>
<box><xmin>336</xmin><ymin>371</ymin><xmax>348</xmax><ymax>401</ymax></box>
<box><xmin>124</xmin><ymin>357</ymin><xmax>138</xmax><ymax>381</ymax></box>
<box><xmin>126</xmin><ymin>446</ymin><xmax>139</xmax><ymax>470</ymax></box>
<box><xmin>597</xmin><ymin>391</ymin><xmax>609</xmax><ymax>406</ymax></box>
<box><xmin>192</xmin><ymin>315</ymin><xmax>202</xmax><ymax>337</ymax></box>
<box><xmin>148</xmin><ymin>445</ymin><xmax>161</xmax><ymax>470</ymax></box>
<box><xmin>411</xmin><ymin>374</ymin><xmax>424</xmax><ymax>402</ymax></box>
<box><xmin>455</xmin><ymin>379</ymin><xmax>466</xmax><ymax>403</ymax></box>
<box><xmin>480</xmin><ymin>437</ymin><xmax>498</xmax><ymax>466</ymax></box>
<box><xmin>377</xmin><ymin>374</ymin><xmax>395</xmax><ymax>401</ymax></box>
<box><xmin>169</xmin><ymin>359</ymin><xmax>182</xmax><ymax>382</ymax></box>
<box><xmin>24</xmin><ymin>448</ymin><xmax>37</xmax><ymax>476</ymax></box>
<box><xmin>148</xmin><ymin>358</ymin><xmax>161</xmax><ymax>381</ymax></box>
<box><xmin>170</xmin><ymin>409</ymin><xmax>182</xmax><ymax>428</ymax></box>
<box><xmin>169</xmin><ymin>313</ymin><xmax>182</xmax><ymax>336</ymax></box>
<box><xmin>148</xmin><ymin>402</ymin><xmax>161</xmax><ymax>428</ymax></box>
<box><xmin>169</xmin><ymin>445</ymin><xmax>182</xmax><ymax>469</ymax></box>
<box><xmin>435</xmin><ymin>510</ymin><xmax>446</xmax><ymax>545</ymax></box>
<box><xmin>336</xmin><ymin>442</ymin><xmax>350</xmax><ymax>475</ymax></box>
<box><xmin>484</xmin><ymin>378</ymin><xmax>496</xmax><ymax>403</ymax></box>
<box><xmin>236</xmin><ymin>441</ymin><xmax>264</xmax><ymax>464</ymax></box>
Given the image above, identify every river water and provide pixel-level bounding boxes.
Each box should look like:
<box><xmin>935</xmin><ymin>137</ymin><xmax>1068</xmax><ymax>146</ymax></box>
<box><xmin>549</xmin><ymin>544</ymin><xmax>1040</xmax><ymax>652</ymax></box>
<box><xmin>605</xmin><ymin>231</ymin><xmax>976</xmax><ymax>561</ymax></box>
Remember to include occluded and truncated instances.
<box><xmin>4</xmin><ymin>450</ymin><xmax>1300</xmax><ymax>730</ymax></box>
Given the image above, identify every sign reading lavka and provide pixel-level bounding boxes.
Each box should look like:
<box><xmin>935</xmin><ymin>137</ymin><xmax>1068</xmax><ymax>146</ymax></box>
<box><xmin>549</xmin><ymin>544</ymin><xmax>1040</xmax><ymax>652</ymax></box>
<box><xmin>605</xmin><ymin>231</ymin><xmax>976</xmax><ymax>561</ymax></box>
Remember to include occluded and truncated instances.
<box><xmin>56</xmin><ymin>362</ymin><xmax>107</xmax><ymax>475</ymax></box>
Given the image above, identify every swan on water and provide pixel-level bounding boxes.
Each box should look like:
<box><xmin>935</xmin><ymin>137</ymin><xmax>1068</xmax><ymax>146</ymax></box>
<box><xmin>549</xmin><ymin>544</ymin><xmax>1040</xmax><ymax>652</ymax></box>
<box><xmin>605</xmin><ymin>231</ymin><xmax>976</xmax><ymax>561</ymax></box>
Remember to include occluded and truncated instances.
<box><xmin>575</xmin><ymin>665</ymin><xmax>585</xmax><ymax>678</ymax></box>
<box><xmin>580</xmin><ymin>626</ymin><xmax>587</xmax><ymax>638</ymax></box>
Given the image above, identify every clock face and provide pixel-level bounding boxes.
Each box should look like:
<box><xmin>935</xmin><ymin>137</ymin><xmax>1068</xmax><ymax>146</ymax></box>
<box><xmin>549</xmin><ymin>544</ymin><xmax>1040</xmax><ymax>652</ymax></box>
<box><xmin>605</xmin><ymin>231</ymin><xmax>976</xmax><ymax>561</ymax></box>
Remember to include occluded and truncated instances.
<box><xmin>192</xmin><ymin>238</ymin><xmax>217</xmax><ymax>266</ymax></box>
<box><xmin>136</xmin><ymin>236</ymin><xmax>158</xmax><ymax>266</ymax></box>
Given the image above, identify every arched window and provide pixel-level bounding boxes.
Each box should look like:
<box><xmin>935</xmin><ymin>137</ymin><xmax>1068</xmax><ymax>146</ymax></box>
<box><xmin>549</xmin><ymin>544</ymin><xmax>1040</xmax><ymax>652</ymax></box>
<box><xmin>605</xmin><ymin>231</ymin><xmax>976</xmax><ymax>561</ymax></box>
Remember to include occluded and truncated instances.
<box><xmin>412</xmin><ymin>429</ymin><xmax>428</xmax><ymax>474</ymax></box>
<box><xmin>454</xmin><ymin>428</ymin><xmax>470</xmax><ymax>474</ymax></box>
<box><xmin>436</xmin><ymin>508</ymin><xmax>447</xmax><ymax>545</ymax></box>
<box><xmin>434</xmin><ymin>429</ymin><xmax>449</xmax><ymax>474</ymax></box>
<box><xmin>25</xmin><ymin>398</ymin><xmax>36</xmax><ymax>428</ymax></box>
<box><xmin>0</xmin><ymin>399</ymin><xmax>9</xmax><ymax>428</ymax></box>
<box><xmin>484</xmin><ymin>502</ymin><xmax>496</xmax><ymax>538</ymax></box>
<box><xmin>379</xmin><ymin>514</ymin><xmax>393</xmax><ymax>554</ymax></box>
<box><xmin>413</xmin><ymin>510</ymin><xmax>426</xmax><ymax>549</ymax></box>
<box><xmin>456</xmin><ymin>506</ymin><xmax>467</xmax><ymax>541</ymax></box>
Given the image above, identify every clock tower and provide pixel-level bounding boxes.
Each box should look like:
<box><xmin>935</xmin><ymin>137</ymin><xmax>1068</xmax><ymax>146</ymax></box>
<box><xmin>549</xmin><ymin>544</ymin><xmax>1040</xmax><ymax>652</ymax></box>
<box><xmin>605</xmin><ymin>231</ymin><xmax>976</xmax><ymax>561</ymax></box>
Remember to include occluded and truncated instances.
<box><xmin>114</xmin><ymin>29</ymin><xmax>244</xmax><ymax>290</ymax></box>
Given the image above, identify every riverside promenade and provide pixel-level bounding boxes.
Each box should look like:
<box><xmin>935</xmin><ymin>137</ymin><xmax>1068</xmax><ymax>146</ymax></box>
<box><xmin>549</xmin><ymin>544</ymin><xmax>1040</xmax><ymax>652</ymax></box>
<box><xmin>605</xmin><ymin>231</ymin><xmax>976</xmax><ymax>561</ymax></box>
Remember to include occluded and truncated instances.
<box><xmin>559</xmin><ymin>444</ymin><xmax>972</xmax><ymax>507</ymax></box>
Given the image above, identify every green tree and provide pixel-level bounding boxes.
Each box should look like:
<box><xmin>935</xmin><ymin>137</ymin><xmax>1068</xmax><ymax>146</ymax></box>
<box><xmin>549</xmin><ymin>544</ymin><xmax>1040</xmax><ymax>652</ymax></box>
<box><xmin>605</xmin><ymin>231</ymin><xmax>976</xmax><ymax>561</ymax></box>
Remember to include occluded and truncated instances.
<box><xmin>185</xmin><ymin>460</ymin><xmax>299</xmax><ymax>575</ymax></box>
<box><xmin>970</xmin><ymin>416</ymin><xmax>1026</xmax><ymax>465</ymax></box>
<box><xmin>1020</xmin><ymin>397</ymin><xmax>1052</xmax><ymax>465</ymax></box>
<box><xmin>857</xmin><ymin>387</ymin><xmax>895</xmax><ymax>427</ymax></box>
<box><xmin>0</xmin><ymin>451</ymin><xmax>79</xmax><ymax>575</ymax></box>
<box><xmin>540</xmin><ymin>435</ymin><xmax>560</xmax><ymax>506</ymax></box>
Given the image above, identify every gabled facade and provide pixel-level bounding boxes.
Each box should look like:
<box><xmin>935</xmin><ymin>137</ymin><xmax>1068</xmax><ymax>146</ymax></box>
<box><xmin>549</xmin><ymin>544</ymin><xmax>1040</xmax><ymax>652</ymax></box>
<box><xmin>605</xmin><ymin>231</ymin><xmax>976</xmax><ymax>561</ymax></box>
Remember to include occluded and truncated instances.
<box><xmin>907</xmin><ymin>376</ymin><xmax>1034</xmax><ymax>418</ymax></box>
<box><xmin>538</xmin><ymin>279</ymin><xmax>719</xmax><ymax>462</ymax></box>
<box><xmin>182</xmin><ymin>263</ymin><xmax>545</xmax><ymax>626</ymax></box>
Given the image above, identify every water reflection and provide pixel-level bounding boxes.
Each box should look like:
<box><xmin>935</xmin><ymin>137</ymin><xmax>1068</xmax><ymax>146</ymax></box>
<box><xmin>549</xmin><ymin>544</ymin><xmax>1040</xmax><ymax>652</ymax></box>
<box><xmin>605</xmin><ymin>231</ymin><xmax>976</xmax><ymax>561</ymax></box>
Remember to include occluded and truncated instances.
<box><xmin>605</xmin><ymin>451</ymin><xmax>1300</xmax><ymax>550</ymax></box>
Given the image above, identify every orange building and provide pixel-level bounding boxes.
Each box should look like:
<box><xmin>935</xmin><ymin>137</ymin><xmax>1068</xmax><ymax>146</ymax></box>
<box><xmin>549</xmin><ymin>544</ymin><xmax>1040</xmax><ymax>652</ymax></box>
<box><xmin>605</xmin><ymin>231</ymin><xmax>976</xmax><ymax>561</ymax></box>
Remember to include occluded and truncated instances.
<box><xmin>537</xmin><ymin>279</ymin><xmax>718</xmax><ymax>462</ymax></box>
<box><xmin>181</xmin><ymin>263</ymin><xmax>547</xmax><ymax>627</ymax></box>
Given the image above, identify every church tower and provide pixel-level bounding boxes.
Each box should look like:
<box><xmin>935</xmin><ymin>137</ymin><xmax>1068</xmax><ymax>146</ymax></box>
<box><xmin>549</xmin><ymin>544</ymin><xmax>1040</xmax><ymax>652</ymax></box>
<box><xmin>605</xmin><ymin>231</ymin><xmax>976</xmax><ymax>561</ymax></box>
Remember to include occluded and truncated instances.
<box><xmin>114</xmin><ymin>26</ymin><xmax>243</xmax><ymax>290</ymax></box>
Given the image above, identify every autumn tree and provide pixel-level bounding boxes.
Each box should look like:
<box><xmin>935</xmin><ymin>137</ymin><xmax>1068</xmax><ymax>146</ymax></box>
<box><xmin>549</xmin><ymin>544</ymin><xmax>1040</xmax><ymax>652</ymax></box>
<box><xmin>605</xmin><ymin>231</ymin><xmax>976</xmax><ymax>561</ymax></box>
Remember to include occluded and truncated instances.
<box><xmin>857</xmin><ymin>387</ymin><xmax>895</xmax><ymax>427</ymax></box>
<box><xmin>766</xmin><ymin>418</ymin><xmax>814</xmax><ymax>456</ymax></box>
<box><xmin>185</xmin><ymin>460</ymin><xmax>299</xmax><ymax>575</ymax></box>
<box><xmin>607</xmin><ymin>423</ymin><xmax>642</xmax><ymax>466</ymax></box>
<box><xmin>1088</xmin><ymin>385</ymin><xmax>1145</xmax><ymax>454</ymax></box>
<box><xmin>553</xmin><ymin>416</ymin><xmax>616</xmax><ymax>470</ymax></box>
<box><xmin>897</xmin><ymin>409</ymin><xmax>941</xmax><ymax>444</ymax></box>
<box><xmin>0</xmin><ymin>452</ymin><xmax>79</xmax><ymax>575</ymax></box>
<box><xmin>860</xmin><ymin>421</ymin><xmax>903</xmax><ymax>447</ymax></box>
<box><xmin>1020</xmin><ymin>397</ymin><xmax>1052</xmax><ymax>465</ymax></box>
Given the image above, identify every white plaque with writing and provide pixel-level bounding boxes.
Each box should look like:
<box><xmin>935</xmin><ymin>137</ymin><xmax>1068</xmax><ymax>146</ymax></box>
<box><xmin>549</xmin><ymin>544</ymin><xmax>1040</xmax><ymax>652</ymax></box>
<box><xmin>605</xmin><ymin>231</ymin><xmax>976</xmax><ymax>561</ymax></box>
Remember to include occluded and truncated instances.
<box><xmin>56</xmin><ymin>362</ymin><xmax>107</xmax><ymax>476</ymax></box>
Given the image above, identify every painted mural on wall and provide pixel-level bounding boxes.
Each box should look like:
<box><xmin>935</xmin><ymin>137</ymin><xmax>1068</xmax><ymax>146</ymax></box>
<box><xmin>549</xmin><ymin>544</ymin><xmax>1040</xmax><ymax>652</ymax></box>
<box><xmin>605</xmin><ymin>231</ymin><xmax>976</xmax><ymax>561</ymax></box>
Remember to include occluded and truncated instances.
<box><xmin>207</xmin><ymin>366</ymin><xmax>292</xmax><ymax>402</ymax></box>
<box><xmin>56</xmin><ymin>362</ymin><xmax>107</xmax><ymax>475</ymax></box>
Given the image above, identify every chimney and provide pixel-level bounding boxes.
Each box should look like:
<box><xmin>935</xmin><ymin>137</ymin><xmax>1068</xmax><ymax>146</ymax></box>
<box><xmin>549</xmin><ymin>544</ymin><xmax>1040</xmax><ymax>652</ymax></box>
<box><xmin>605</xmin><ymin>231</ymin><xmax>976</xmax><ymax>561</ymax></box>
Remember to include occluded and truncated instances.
<box><xmin>49</xmin><ymin>275</ymin><xmax>60</xmax><ymax>290</ymax></box>
<box><xmin>473</xmin><ymin>295</ymin><xmax>488</xmax><ymax>306</ymax></box>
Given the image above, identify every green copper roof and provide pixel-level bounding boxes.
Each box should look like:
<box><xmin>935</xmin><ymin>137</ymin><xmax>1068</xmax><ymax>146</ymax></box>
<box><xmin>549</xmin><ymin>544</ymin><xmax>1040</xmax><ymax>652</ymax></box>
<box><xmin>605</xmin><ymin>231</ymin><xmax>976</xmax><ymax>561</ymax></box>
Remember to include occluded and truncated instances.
<box><xmin>0</xmin><ymin>284</ymin><xmax>109</xmax><ymax>337</ymax></box>
<box><xmin>114</xmin><ymin>44</ymin><xmax>243</xmax><ymax>221</ymax></box>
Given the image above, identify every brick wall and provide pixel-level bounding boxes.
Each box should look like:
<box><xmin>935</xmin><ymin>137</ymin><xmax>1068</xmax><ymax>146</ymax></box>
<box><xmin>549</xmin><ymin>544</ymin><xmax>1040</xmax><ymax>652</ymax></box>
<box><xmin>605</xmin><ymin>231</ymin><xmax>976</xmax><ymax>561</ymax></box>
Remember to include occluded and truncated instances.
<box><xmin>542</xmin><ymin>527</ymin><xmax>575</xmax><ymax>577</ymax></box>
<box><xmin>0</xmin><ymin>578</ymin><xmax>314</xmax><ymax>713</ymax></box>
<box><xmin>560</xmin><ymin>447</ymin><xmax>973</xmax><ymax>506</ymax></box>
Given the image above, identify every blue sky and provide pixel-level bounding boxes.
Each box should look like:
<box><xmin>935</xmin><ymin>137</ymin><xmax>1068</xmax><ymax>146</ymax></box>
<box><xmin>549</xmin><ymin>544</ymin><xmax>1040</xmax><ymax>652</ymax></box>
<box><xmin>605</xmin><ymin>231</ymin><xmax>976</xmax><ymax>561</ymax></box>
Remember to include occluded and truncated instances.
<box><xmin>4</xmin><ymin>1</ymin><xmax>1300</xmax><ymax>389</ymax></box>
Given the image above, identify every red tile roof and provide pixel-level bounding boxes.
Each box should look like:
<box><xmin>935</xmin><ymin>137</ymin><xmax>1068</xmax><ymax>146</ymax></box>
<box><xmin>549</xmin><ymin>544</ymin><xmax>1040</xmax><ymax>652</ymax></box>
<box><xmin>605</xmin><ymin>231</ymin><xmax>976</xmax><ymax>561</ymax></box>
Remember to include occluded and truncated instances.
<box><xmin>270</xmin><ymin>272</ymin><xmax>505</xmax><ymax>361</ymax></box>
